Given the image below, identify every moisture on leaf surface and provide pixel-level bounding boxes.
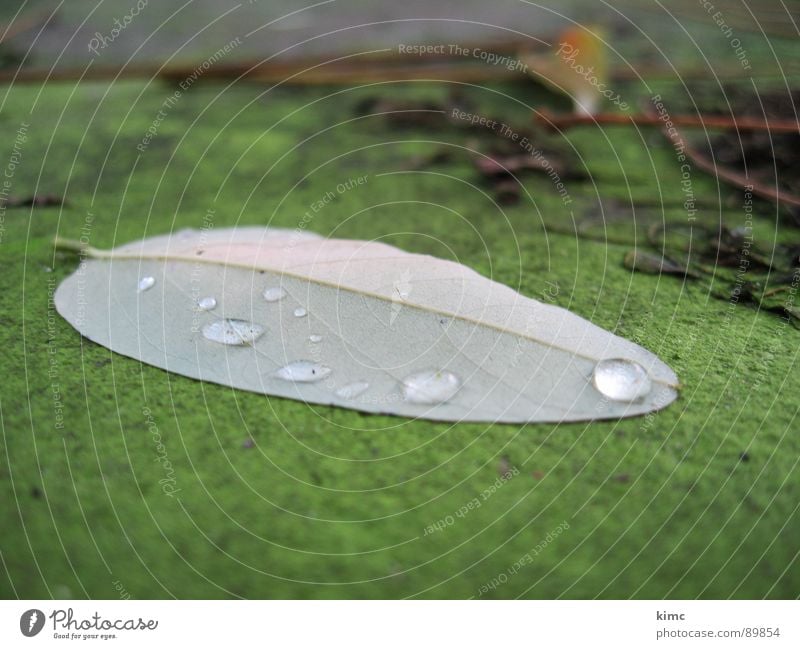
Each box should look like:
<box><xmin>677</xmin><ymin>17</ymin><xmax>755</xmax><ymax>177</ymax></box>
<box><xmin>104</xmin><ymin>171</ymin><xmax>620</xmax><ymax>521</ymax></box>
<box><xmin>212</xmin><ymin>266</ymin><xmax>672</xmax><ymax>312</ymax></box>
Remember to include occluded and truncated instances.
<box><xmin>54</xmin><ymin>227</ymin><xmax>679</xmax><ymax>423</ymax></box>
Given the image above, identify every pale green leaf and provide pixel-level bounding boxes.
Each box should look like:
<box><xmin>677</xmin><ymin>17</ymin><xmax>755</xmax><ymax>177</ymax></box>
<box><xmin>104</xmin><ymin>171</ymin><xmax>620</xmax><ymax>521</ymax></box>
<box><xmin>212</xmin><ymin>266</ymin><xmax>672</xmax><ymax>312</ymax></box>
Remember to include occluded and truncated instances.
<box><xmin>54</xmin><ymin>227</ymin><xmax>679</xmax><ymax>423</ymax></box>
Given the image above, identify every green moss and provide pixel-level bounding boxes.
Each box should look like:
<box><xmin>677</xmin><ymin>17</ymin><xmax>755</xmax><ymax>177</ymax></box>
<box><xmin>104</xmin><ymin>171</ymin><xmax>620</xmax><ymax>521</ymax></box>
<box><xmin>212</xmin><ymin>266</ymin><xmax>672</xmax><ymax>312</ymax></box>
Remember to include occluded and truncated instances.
<box><xmin>0</xmin><ymin>77</ymin><xmax>797</xmax><ymax>600</ymax></box>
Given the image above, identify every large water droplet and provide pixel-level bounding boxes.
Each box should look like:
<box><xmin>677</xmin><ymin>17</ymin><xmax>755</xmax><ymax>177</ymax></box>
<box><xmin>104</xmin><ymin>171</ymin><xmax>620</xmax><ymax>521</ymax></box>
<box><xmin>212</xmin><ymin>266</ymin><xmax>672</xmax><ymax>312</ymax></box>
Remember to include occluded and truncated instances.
<box><xmin>197</xmin><ymin>296</ymin><xmax>217</xmax><ymax>311</ymax></box>
<box><xmin>137</xmin><ymin>276</ymin><xmax>155</xmax><ymax>293</ymax></box>
<box><xmin>335</xmin><ymin>381</ymin><xmax>369</xmax><ymax>400</ymax></box>
<box><xmin>402</xmin><ymin>370</ymin><xmax>460</xmax><ymax>405</ymax></box>
<box><xmin>592</xmin><ymin>359</ymin><xmax>652</xmax><ymax>402</ymax></box>
<box><xmin>202</xmin><ymin>319</ymin><xmax>264</xmax><ymax>345</ymax></box>
<box><xmin>309</xmin><ymin>334</ymin><xmax>322</xmax><ymax>343</ymax></box>
<box><xmin>274</xmin><ymin>360</ymin><xmax>331</xmax><ymax>383</ymax></box>
<box><xmin>294</xmin><ymin>307</ymin><xmax>307</xmax><ymax>318</ymax></box>
<box><xmin>263</xmin><ymin>287</ymin><xmax>286</xmax><ymax>302</ymax></box>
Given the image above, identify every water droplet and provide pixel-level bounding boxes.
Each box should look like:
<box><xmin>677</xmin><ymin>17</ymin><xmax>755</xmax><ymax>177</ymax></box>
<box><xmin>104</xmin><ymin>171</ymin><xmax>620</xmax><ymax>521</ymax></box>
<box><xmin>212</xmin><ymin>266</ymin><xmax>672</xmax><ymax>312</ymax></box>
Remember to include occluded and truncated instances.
<box><xmin>335</xmin><ymin>381</ymin><xmax>369</xmax><ymax>400</ymax></box>
<box><xmin>263</xmin><ymin>287</ymin><xmax>286</xmax><ymax>302</ymax></box>
<box><xmin>137</xmin><ymin>276</ymin><xmax>155</xmax><ymax>293</ymax></box>
<box><xmin>202</xmin><ymin>319</ymin><xmax>264</xmax><ymax>345</ymax></box>
<box><xmin>592</xmin><ymin>359</ymin><xmax>652</xmax><ymax>402</ymax></box>
<box><xmin>274</xmin><ymin>360</ymin><xmax>331</xmax><ymax>383</ymax></box>
<box><xmin>402</xmin><ymin>370</ymin><xmax>460</xmax><ymax>405</ymax></box>
<box><xmin>309</xmin><ymin>334</ymin><xmax>323</xmax><ymax>343</ymax></box>
<box><xmin>197</xmin><ymin>296</ymin><xmax>217</xmax><ymax>311</ymax></box>
<box><xmin>294</xmin><ymin>307</ymin><xmax>307</xmax><ymax>318</ymax></box>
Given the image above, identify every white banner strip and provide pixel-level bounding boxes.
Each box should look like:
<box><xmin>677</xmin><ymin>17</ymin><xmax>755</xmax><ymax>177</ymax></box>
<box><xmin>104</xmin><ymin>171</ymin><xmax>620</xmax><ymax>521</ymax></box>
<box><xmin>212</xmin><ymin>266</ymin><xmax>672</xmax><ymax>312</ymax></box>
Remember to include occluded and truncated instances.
<box><xmin>1</xmin><ymin>600</ymin><xmax>797</xmax><ymax>648</ymax></box>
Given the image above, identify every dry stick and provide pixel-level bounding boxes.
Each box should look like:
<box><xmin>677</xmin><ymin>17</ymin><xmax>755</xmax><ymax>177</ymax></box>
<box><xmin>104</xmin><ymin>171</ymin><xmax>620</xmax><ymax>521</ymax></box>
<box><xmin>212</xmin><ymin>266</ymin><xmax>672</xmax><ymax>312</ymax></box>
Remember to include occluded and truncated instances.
<box><xmin>682</xmin><ymin>142</ymin><xmax>800</xmax><ymax>208</ymax></box>
<box><xmin>3</xmin><ymin>61</ymin><xmax>795</xmax><ymax>86</ymax></box>
<box><xmin>0</xmin><ymin>37</ymin><xmax>543</xmax><ymax>85</ymax></box>
<box><xmin>536</xmin><ymin>109</ymin><xmax>799</xmax><ymax>134</ymax></box>
<box><xmin>0</xmin><ymin>43</ymin><xmax>785</xmax><ymax>85</ymax></box>
<box><xmin>0</xmin><ymin>59</ymin><xmax>526</xmax><ymax>85</ymax></box>
<box><xmin>540</xmin><ymin>107</ymin><xmax>800</xmax><ymax>205</ymax></box>
<box><xmin>648</xmin><ymin>108</ymin><xmax>800</xmax><ymax>209</ymax></box>
<box><xmin>162</xmin><ymin>39</ymin><xmax>539</xmax><ymax>79</ymax></box>
<box><xmin>0</xmin><ymin>63</ymin><xmax>739</xmax><ymax>85</ymax></box>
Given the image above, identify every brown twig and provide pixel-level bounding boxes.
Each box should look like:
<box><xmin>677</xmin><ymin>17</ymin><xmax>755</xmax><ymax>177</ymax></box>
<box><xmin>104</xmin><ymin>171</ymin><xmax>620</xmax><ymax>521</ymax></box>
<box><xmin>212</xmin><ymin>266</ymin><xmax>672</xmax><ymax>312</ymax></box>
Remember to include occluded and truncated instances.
<box><xmin>2</xmin><ymin>51</ymin><xmax>796</xmax><ymax>87</ymax></box>
<box><xmin>645</xmin><ymin>105</ymin><xmax>800</xmax><ymax>209</ymax></box>
<box><xmin>0</xmin><ymin>37</ymin><xmax>546</xmax><ymax>85</ymax></box>
<box><xmin>682</xmin><ymin>141</ymin><xmax>800</xmax><ymax>208</ymax></box>
<box><xmin>536</xmin><ymin>109</ymin><xmax>799</xmax><ymax>134</ymax></box>
<box><xmin>0</xmin><ymin>59</ymin><xmax>528</xmax><ymax>85</ymax></box>
<box><xmin>0</xmin><ymin>63</ymin><xmax>500</xmax><ymax>86</ymax></box>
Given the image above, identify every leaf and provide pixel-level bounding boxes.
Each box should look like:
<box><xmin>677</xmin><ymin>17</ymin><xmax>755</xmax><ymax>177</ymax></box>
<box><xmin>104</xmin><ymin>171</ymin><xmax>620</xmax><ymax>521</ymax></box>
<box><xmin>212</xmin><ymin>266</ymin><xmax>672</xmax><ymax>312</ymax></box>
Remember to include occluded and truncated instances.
<box><xmin>54</xmin><ymin>227</ymin><xmax>678</xmax><ymax>423</ymax></box>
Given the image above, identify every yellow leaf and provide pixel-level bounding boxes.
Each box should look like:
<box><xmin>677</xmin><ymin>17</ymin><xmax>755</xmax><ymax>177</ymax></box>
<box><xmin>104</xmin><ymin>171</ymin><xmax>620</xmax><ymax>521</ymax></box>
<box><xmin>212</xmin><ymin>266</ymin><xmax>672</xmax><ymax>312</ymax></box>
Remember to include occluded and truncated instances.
<box><xmin>521</xmin><ymin>25</ymin><xmax>610</xmax><ymax>115</ymax></box>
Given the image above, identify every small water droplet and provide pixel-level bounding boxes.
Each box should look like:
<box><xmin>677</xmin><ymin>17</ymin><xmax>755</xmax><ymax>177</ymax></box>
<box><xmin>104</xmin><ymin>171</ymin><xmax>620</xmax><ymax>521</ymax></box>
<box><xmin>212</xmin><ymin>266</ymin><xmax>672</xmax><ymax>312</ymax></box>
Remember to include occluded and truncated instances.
<box><xmin>202</xmin><ymin>319</ymin><xmax>264</xmax><ymax>345</ymax></box>
<box><xmin>137</xmin><ymin>276</ymin><xmax>155</xmax><ymax>293</ymax></box>
<box><xmin>335</xmin><ymin>381</ymin><xmax>369</xmax><ymax>400</ymax></box>
<box><xmin>197</xmin><ymin>296</ymin><xmax>217</xmax><ymax>311</ymax></box>
<box><xmin>402</xmin><ymin>370</ymin><xmax>460</xmax><ymax>405</ymax></box>
<box><xmin>592</xmin><ymin>359</ymin><xmax>652</xmax><ymax>402</ymax></box>
<box><xmin>309</xmin><ymin>334</ymin><xmax>323</xmax><ymax>343</ymax></box>
<box><xmin>294</xmin><ymin>307</ymin><xmax>307</xmax><ymax>318</ymax></box>
<box><xmin>263</xmin><ymin>287</ymin><xmax>286</xmax><ymax>302</ymax></box>
<box><xmin>274</xmin><ymin>360</ymin><xmax>331</xmax><ymax>383</ymax></box>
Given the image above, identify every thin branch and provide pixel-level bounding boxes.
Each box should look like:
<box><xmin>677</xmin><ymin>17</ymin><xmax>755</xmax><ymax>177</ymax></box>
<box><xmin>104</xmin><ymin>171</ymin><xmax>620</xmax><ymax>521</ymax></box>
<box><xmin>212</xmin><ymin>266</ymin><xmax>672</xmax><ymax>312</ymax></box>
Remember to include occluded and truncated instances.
<box><xmin>535</xmin><ymin>109</ymin><xmax>799</xmax><ymax>134</ymax></box>
<box><xmin>682</xmin><ymin>141</ymin><xmax>800</xmax><ymax>208</ymax></box>
<box><xmin>644</xmin><ymin>105</ymin><xmax>800</xmax><ymax>209</ymax></box>
<box><xmin>0</xmin><ymin>37</ymin><xmax>544</xmax><ymax>85</ymax></box>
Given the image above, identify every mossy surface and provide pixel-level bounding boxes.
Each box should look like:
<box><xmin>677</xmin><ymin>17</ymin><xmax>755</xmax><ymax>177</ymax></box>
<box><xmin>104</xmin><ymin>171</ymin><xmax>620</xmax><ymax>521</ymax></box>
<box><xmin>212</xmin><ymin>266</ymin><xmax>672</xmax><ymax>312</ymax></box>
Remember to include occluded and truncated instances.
<box><xmin>1</xmin><ymin>73</ymin><xmax>798</xmax><ymax>599</ymax></box>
